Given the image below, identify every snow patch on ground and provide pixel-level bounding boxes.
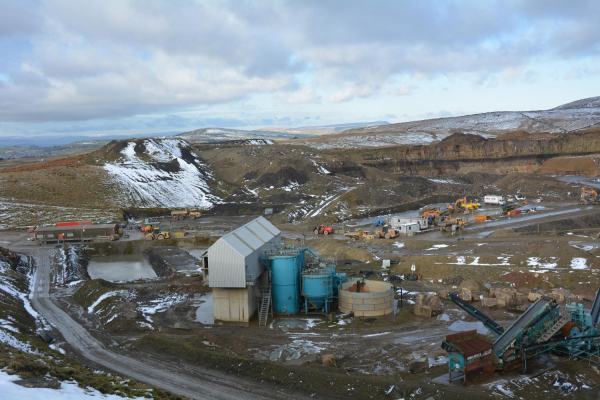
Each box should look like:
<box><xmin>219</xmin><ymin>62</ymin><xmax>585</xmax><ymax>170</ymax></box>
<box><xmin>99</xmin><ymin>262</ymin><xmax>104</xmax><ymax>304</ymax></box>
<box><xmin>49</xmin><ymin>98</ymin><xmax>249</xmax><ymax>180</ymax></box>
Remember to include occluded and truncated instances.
<box><xmin>87</xmin><ymin>291</ymin><xmax>123</xmax><ymax>314</ymax></box>
<box><xmin>0</xmin><ymin>370</ymin><xmax>146</xmax><ymax>400</ymax></box>
<box><xmin>571</xmin><ymin>257</ymin><xmax>589</xmax><ymax>270</ymax></box>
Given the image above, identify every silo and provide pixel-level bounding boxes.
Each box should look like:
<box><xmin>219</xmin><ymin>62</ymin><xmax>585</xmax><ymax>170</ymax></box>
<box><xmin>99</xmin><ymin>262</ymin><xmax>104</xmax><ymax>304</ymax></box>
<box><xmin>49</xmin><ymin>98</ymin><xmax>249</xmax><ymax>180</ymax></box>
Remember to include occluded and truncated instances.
<box><xmin>270</xmin><ymin>255</ymin><xmax>301</xmax><ymax>314</ymax></box>
<box><xmin>301</xmin><ymin>268</ymin><xmax>334</xmax><ymax>314</ymax></box>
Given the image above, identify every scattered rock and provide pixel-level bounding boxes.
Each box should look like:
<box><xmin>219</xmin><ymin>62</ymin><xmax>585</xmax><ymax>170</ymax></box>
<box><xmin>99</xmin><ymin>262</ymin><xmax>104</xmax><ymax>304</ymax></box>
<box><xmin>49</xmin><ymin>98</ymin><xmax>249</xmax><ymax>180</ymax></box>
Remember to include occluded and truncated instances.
<box><xmin>321</xmin><ymin>354</ymin><xmax>337</xmax><ymax>367</ymax></box>
<box><xmin>13</xmin><ymin>379</ymin><xmax>61</xmax><ymax>389</ymax></box>
<box><xmin>409</xmin><ymin>358</ymin><xmax>429</xmax><ymax>374</ymax></box>
<box><xmin>436</xmin><ymin>289</ymin><xmax>449</xmax><ymax>299</ymax></box>
<box><xmin>528</xmin><ymin>289</ymin><xmax>545</xmax><ymax>302</ymax></box>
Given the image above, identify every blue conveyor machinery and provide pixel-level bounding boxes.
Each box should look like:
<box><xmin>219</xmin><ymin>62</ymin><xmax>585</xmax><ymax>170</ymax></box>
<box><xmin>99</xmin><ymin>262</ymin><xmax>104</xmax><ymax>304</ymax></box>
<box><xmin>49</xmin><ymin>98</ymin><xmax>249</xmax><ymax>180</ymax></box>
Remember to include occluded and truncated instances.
<box><xmin>444</xmin><ymin>289</ymin><xmax>600</xmax><ymax>374</ymax></box>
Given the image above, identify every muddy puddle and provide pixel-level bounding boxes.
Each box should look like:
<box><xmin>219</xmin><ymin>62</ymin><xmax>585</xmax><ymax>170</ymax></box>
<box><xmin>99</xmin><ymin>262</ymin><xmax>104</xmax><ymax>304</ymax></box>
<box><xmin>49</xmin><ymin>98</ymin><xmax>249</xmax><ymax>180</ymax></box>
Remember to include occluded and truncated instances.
<box><xmin>270</xmin><ymin>318</ymin><xmax>325</xmax><ymax>332</ymax></box>
<box><xmin>88</xmin><ymin>254</ymin><xmax>157</xmax><ymax>281</ymax></box>
<box><xmin>194</xmin><ymin>293</ymin><xmax>214</xmax><ymax>324</ymax></box>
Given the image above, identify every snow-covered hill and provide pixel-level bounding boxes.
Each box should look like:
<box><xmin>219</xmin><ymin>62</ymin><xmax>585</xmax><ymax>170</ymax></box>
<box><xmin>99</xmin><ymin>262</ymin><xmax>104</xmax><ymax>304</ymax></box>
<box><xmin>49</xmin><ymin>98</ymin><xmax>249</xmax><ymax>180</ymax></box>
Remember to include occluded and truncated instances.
<box><xmin>177</xmin><ymin>127</ymin><xmax>299</xmax><ymax>143</ymax></box>
<box><xmin>103</xmin><ymin>138</ymin><xmax>219</xmax><ymax>208</ymax></box>
<box><xmin>297</xmin><ymin>96</ymin><xmax>600</xmax><ymax>149</ymax></box>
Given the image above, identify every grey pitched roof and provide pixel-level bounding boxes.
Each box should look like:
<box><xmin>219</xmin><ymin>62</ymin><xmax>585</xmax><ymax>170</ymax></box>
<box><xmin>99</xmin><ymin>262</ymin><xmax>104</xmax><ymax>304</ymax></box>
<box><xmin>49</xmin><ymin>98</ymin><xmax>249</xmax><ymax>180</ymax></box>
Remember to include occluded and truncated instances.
<box><xmin>219</xmin><ymin>216</ymin><xmax>280</xmax><ymax>257</ymax></box>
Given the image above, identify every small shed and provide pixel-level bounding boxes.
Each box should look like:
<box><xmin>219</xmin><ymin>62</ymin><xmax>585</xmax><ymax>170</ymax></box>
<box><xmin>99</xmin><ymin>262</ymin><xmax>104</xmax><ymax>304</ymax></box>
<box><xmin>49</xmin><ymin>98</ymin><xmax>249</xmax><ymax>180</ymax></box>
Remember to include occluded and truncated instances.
<box><xmin>441</xmin><ymin>330</ymin><xmax>494</xmax><ymax>382</ymax></box>
<box><xmin>34</xmin><ymin>223</ymin><xmax>117</xmax><ymax>244</ymax></box>
<box><xmin>391</xmin><ymin>216</ymin><xmax>428</xmax><ymax>230</ymax></box>
<box><xmin>396</xmin><ymin>223</ymin><xmax>419</xmax><ymax>236</ymax></box>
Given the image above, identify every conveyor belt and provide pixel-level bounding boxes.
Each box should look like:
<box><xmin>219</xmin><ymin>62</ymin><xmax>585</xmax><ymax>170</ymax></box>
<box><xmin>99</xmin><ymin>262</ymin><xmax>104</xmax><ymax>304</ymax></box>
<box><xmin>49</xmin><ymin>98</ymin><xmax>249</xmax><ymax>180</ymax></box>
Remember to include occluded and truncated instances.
<box><xmin>590</xmin><ymin>289</ymin><xmax>600</xmax><ymax>325</ymax></box>
<box><xmin>493</xmin><ymin>299</ymin><xmax>550</xmax><ymax>356</ymax></box>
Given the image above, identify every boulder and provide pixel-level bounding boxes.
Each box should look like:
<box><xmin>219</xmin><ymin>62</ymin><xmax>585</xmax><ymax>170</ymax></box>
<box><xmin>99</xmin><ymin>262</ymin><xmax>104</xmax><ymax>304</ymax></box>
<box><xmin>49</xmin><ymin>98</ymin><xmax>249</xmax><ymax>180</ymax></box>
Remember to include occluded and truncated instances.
<box><xmin>481</xmin><ymin>298</ymin><xmax>500</xmax><ymax>308</ymax></box>
<box><xmin>461</xmin><ymin>288</ymin><xmax>473</xmax><ymax>302</ymax></box>
<box><xmin>458</xmin><ymin>279</ymin><xmax>482</xmax><ymax>292</ymax></box>
<box><xmin>38</xmin><ymin>330</ymin><xmax>54</xmax><ymax>344</ymax></box>
<box><xmin>490</xmin><ymin>288</ymin><xmax>516</xmax><ymax>305</ymax></box>
<box><xmin>413</xmin><ymin>304</ymin><xmax>433</xmax><ymax>318</ymax></box>
<box><xmin>514</xmin><ymin>304</ymin><xmax>529</xmax><ymax>312</ymax></box>
<box><xmin>173</xmin><ymin>322</ymin><xmax>191</xmax><ymax>331</ymax></box>
<box><xmin>321</xmin><ymin>354</ymin><xmax>337</xmax><ymax>367</ymax></box>
<box><xmin>436</xmin><ymin>289</ymin><xmax>450</xmax><ymax>299</ymax></box>
<box><xmin>417</xmin><ymin>293</ymin><xmax>443</xmax><ymax>310</ymax></box>
<box><xmin>528</xmin><ymin>289</ymin><xmax>545</xmax><ymax>302</ymax></box>
<box><xmin>409</xmin><ymin>358</ymin><xmax>429</xmax><ymax>374</ymax></box>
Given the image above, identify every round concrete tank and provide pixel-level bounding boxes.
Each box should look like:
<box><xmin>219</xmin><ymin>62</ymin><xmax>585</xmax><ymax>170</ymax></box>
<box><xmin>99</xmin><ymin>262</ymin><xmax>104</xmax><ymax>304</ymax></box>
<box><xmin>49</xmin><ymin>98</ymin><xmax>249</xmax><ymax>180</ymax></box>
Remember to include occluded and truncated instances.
<box><xmin>339</xmin><ymin>280</ymin><xmax>395</xmax><ymax>317</ymax></box>
<box><xmin>301</xmin><ymin>270</ymin><xmax>333</xmax><ymax>312</ymax></box>
<box><xmin>271</xmin><ymin>255</ymin><xmax>300</xmax><ymax>314</ymax></box>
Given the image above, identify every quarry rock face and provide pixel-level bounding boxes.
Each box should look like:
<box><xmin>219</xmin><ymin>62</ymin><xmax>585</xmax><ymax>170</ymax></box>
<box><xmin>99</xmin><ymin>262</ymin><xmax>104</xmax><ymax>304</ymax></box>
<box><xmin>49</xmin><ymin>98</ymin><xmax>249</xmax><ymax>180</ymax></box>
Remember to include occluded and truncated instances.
<box><xmin>327</xmin><ymin>131</ymin><xmax>600</xmax><ymax>177</ymax></box>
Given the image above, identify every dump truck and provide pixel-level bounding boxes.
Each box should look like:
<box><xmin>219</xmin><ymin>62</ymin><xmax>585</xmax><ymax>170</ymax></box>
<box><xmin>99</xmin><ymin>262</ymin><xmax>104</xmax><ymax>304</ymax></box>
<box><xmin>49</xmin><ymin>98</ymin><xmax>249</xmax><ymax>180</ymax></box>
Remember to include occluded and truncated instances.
<box><xmin>344</xmin><ymin>230</ymin><xmax>376</xmax><ymax>241</ymax></box>
<box><xmin>375</xmin><ymin>226</ymin><xmax>400</xmax><ymax>239</ymax></box>
<box><xmin>313</xmin><ymin>225</ymin><xmax>335</xmax><ymax>235</ymax></box>
<box><xmin>438</xmin><ymin>217</ymin><xmax>467</xmax><ymax>232</ymax></box>
<box><xmin>171</xmin><ymin>208</ymin><xmax>202</xmax><ymax>220</ymax></box>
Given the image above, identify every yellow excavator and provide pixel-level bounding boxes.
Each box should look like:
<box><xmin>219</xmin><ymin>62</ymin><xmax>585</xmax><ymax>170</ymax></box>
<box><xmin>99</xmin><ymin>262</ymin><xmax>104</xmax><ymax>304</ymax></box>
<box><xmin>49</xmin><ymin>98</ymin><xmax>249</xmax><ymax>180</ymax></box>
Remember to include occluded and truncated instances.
<box><xmin>581</xmin><ymin>186</ymin><xmax>598</xmax><ymax>204</ymax></box>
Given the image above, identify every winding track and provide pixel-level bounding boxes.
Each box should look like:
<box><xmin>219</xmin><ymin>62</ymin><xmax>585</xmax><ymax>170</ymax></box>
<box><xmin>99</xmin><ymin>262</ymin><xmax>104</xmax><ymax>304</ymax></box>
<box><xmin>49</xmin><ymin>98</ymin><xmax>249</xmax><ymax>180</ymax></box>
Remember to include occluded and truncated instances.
<box><xmin>30</xmin><ymin>252</ymin><xmax>279</xmax><ymax>400</ymax></box>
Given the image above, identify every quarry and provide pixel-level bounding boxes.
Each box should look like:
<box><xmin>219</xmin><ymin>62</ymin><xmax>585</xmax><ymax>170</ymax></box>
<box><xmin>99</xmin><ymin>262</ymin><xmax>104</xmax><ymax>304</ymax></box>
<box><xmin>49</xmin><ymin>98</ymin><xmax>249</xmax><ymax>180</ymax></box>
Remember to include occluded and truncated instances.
<box><xmin>3</xmin><ymin>98</ymin><xmax>600</xmax><ymax>399</ymax></box>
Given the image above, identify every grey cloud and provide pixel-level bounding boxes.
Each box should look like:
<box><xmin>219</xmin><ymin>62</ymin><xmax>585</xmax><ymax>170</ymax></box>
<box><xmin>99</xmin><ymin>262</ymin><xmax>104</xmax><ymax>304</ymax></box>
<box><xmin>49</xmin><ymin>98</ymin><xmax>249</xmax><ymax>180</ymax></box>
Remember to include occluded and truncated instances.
<box><xmin>0</xmin><ymin>0</ymin><xmax>599</xmax><ymax>123</ymax></box>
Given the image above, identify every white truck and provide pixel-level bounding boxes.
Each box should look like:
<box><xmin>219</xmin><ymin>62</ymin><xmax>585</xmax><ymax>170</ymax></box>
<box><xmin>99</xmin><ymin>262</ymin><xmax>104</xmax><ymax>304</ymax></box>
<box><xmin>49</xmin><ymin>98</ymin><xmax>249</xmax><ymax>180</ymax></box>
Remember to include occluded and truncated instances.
<box><xmin>484</xmin><ymin>195</ymin><xmax>505</xmax><ymax>205</ymax></box>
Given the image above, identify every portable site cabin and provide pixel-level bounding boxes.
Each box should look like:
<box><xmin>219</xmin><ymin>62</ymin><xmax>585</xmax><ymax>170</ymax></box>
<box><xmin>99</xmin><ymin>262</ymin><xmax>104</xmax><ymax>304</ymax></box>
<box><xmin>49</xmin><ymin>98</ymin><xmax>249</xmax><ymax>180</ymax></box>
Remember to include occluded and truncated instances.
<box><xmin>391</xmin><ymin>216</ymin><xmax>428</xmax><ymax>230</ymax></box>
<box><xmin>396</xmin><ymin>223</ymin><xmax>419</xmax><ymax>236</ymax></box>
<box><xmin>206</xmin><ymin>216</ymin><xmax>281</xmax><ymax>322</ymax></box>
<box><xmin>34</xmin><ymin>223</ymin><xmax>117</xmax><ymax>244</ymax></box>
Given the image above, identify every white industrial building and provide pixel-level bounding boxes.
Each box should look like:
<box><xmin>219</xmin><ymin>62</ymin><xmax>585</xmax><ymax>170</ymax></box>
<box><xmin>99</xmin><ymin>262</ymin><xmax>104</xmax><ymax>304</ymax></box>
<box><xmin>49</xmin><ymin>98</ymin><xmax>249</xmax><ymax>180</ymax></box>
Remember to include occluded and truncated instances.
<box><xmin>390</xmin><ymin>216</ymin><xmax>428</xmax><ymax>230</ymax></box>
<box><xmin>205</xmin><ymin>216</ymin><xmax>280</xmax><ymax>322</ymax></box>
<box><xmin>395</xmin><ymin>222</ymin><xmax>420</xmax><ymax>236</ymax></box>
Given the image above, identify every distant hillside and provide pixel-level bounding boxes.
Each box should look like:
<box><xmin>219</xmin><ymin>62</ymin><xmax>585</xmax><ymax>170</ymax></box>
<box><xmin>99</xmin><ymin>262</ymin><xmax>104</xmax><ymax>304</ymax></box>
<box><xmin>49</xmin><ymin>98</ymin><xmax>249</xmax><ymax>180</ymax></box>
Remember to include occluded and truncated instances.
<box><xmin>177</xmin><ymin>127</ymin><xmax>301</xmax><ymax>143</ymax></box>
<box><xmin>292</xmin><ymin>96</ymin><xmax>600</xmax><ymax>149</ymax></box>
<box><xmin>0</xmin><ymin>140</ymin><xmax>110</xmax><ymax>161</ymax></box>
<box><xmin>178</xmin><ymin>121</ymin><xmax>390</xmax><ymax>143</ymax></box>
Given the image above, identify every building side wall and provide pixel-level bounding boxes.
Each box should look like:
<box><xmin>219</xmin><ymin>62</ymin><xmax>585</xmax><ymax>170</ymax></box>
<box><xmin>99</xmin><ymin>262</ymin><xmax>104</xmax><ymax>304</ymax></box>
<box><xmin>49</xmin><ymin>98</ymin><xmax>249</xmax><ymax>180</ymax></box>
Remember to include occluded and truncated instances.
<box><xmin>208</xmin><ymin>240</ymin><xmax>245</xmax><ymax>288</ymax></box>
<box><xmin>213</xmin><ymin>287</ymin><xmax>256</xmax><ymax>322</ymax></box>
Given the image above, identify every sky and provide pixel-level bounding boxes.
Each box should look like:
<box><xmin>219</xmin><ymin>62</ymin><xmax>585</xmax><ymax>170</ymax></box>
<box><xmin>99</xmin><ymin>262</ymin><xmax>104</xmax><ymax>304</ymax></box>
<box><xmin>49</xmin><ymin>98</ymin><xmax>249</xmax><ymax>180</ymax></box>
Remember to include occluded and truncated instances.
<box><xmin>0</xmin><ymin>0</ymin><xmax>599</xmax><ymax>138</ymax></box>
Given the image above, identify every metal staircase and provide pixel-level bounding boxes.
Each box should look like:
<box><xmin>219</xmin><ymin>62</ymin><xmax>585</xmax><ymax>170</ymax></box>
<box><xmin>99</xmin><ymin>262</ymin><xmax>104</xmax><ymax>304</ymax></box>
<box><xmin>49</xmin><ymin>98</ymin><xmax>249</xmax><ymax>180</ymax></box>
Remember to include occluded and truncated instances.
<box><xmin>258</xmin><ymin>288</ymin><xmax>272</xmax><ymax>327</ymax></box>
<box><xmin>536</xmin><ymin>315</ymin><xmax>570</xmax><ymax>343</ymax></box>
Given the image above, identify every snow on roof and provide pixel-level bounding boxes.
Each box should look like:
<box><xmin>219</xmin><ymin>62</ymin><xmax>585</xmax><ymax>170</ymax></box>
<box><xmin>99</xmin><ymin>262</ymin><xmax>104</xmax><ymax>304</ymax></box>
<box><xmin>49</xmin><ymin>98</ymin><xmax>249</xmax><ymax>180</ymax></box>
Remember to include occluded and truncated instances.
<box><xmin>218</xmin><ymin>216</ymin><xmax>280</xmax><ymax>257</ymax></box>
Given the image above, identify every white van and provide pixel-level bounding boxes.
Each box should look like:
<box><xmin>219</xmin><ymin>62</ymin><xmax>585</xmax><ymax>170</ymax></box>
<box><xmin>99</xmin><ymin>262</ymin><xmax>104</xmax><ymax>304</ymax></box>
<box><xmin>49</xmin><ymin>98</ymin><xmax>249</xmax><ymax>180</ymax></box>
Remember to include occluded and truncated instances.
<box><xmin>484</xmin><ymin>195</ymin><xmax>504</xmax><ymax>205</ymax></box>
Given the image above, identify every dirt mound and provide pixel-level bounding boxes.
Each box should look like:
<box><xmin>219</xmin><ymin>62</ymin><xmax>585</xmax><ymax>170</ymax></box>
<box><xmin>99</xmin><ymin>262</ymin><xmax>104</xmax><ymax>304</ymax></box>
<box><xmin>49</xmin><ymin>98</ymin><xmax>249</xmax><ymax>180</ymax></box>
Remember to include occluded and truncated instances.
<box><xmin>439</xmin><ymin>132</ymin><xmax>486</xmax><ymax>145</ymax></box>
<box><xmin>539</xmin><ymin>156</ymin><xmax>600</xmax><ymax>177</ymax></box>
<box><xmin>494</xmin><ymin>173</ymin><xmax>573</xmax><ymax>199</ymax></box>
<box><xmin>308</xmin><ymin>239</ymin><xmax>374</xmax><ymax>262</ymax></box>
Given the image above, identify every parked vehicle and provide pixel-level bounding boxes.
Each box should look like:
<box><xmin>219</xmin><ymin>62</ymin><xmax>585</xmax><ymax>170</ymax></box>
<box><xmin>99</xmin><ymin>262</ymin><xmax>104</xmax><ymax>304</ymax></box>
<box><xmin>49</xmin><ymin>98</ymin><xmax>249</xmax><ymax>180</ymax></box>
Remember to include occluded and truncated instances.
<box><xmin>344</xmin><ymin>230</ymin><xmax>375</xmax><ymax>241</ymax></box>
<box><xmin>375</xmin><ymin>226</ymin><xmax>399</xmax><ymax>239</ymax></box>
<box><xmin>313</xmin><ymin>224</ymin><xmax>335</xmax><ymax>235</ymax></box>
<box><xmin>484</xmin><ymin>195</ymin><xmax>505</xmax><ymax>205</ymax></box>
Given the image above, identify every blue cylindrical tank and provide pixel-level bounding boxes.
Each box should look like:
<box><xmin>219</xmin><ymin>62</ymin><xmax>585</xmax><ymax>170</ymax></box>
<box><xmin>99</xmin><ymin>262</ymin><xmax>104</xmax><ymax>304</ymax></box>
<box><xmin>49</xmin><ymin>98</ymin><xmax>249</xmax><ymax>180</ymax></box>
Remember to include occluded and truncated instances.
<box><xmin>271</xmin><ymin>255</ymin><xmax>301</xmax><ymax>314</ymax></box>
<box><xmin>302</xmin><ymin>270</ymin><xmax>333</xmax><ymax>311</ymax></box>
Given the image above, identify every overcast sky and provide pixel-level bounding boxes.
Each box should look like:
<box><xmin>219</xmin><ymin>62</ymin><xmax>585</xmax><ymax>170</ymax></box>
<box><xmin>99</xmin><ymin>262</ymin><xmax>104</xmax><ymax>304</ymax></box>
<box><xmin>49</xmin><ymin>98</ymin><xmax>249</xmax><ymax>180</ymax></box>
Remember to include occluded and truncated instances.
<box><xmin>0</xmin><ymin>0</ymin><xmax>599</xmax><ymax>137</ymax></box>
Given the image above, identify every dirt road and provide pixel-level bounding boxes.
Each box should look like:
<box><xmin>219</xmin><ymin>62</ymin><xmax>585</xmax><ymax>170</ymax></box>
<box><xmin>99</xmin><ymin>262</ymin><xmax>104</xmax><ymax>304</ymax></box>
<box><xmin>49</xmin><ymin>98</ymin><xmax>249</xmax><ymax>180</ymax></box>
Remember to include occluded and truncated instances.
<box><xmin>29</xmin><ymin>250</ymin><xmax>290</xmax><ymax>400</ymax></box>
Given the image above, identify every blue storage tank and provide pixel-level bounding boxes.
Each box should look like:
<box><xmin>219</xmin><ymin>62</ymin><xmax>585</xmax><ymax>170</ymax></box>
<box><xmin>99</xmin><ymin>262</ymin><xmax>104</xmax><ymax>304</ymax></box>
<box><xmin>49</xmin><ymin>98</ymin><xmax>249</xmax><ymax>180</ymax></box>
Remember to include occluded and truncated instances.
<box><xmin>302</xmin><ymin>269</ymin><xmax>334</xmax><ymax>313</ymax></box>
<box><xmin>270</xmin><ymin>255</ymin><xmax>301</xmax><ymax>314</ymax></box>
